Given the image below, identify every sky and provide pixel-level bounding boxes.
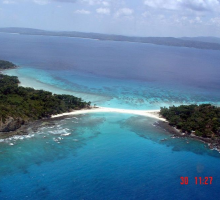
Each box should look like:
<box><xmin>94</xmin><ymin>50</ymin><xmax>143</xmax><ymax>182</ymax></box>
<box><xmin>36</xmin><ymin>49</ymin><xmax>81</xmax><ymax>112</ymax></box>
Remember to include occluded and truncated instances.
<box><xmin>0</xmin><ymin>0</ymin><xmax>220</xmax><ymax>37</ymax></box>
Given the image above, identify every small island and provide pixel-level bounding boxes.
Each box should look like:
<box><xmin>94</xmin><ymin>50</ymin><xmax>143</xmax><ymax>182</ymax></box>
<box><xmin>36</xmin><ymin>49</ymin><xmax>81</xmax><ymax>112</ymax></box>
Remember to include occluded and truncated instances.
<box><xmin>0</xmin><ymin>60</ymin><xmax>17</xmax><ymax>70</ymax></box>
<box><xmin>160</xmin><ymin>104</ymin><xmax>220</xmax><ymax>150</ymax></box>
<box><xmin>0</xmin><ymin>60</ymin><xmax>91</xmax><ymax>134</ymax></box>
<box><xmin>1</xmin><ymin>60</ymin><xmax>220</xmax><ymax>151</ymax></box>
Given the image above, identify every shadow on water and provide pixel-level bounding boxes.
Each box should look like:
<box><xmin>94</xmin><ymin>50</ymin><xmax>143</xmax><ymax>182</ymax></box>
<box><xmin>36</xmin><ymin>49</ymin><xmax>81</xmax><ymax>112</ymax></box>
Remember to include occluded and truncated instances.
<box><xmin>120</xmin><ymin>115</ymin><xmax>220</xmax><ymax>158</ymax></box>
<box><xmin>0</xmin><ymin>114</ymin><xmax>106</xmax><ymax>177</ymax></box>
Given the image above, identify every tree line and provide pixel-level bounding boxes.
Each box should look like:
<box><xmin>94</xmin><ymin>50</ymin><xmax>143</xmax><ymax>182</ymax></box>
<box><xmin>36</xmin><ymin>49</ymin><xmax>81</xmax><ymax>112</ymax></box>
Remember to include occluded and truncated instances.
<box><xmin>0</xmin><ymin>74</ymin><xmax>91</xmax><ymax>122</ymax></box>
<box><xmin>160</xmin><ymin>104</ymin><xmax>220</xmax><ymax>138</ymax></box>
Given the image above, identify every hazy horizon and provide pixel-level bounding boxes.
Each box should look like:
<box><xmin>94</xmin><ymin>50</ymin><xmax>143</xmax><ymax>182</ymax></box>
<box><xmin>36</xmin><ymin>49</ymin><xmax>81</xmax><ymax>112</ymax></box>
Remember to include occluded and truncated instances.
<box><xmin>0</xmin><ymin>0</ymin><xmax>220</xmax><ymax>37</ymax></box>
<box><xmin>1</xmin><ymin>26</ymin><xmax>220</xmax><ymax>39</ymax></box>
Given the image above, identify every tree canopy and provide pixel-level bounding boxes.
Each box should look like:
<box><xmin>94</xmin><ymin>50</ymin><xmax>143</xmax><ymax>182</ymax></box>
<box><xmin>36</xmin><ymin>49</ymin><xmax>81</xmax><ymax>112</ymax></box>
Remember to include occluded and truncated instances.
<box><xmin>0</xmin><ymin>60</ymin><xmax>16</xmax><ymax>69</ymax></box>
<box><xmin>0</xmin><ymin>74</ymin><xmax>90</xmax><ymax>122</ymax></box>
<box><xmin>160</xmin><ymin>104</ymin><xmax>220</xmax><ymax>138</ymax></box>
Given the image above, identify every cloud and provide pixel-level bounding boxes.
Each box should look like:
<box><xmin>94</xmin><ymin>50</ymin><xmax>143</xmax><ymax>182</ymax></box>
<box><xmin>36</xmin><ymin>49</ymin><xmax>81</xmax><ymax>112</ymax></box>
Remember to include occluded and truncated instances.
<box><xmin>81</xmin><ymin>0</ymin><xmax>106</xmax><ymax>5</ymax></box>
<box><xmin>33</xmin><ymin>0</ymin><xmax>77</xmax><ymax>4</ymax></box>
<box><xmin>81</xmin><ymin>0</ymin><xmax>96</xmax><ymax>5</ymax></box>
<box><xmin>142</xmin><ymin>11</ymin><xmax>151</xmax><ymax>18</ymax></box>
<box><xmin>96</xmin><ymin>7</ymin><xmax>110</xmax><ymax>14</ymax></box>
<box><xmin>51</xmin><ymin>0</ymin><xmax>77</xmax><ymax>2</ymax></box>
<box><xmin>143</xmin><ymin>0</ymin><xmax>220</xmax><ymax>12</ymax></box>
<box><xmin>50</xmin><ymin>0</ymin><xmax>110</xmax><ymax>6</ymax></box>
<box><xmin>102</xmin><ymin>1</ymin><xmax>109</xmax><ymax>6</ymax></box>
<box><xmin>189</xmin><ymin>16</ymin><xmax>202</xmax><ymax>24</ymax></box>
<box><xmin>33</xmin><ymin>0</ymin><xmax>50</xmax><ymax>5</ymax></box>
<box><xmin>114</xmin><ymin>8</ymin><xmax>133</xmax><ymax>17</ymax></box>
<box><xmin>211</xmin><ymin>17</ymin><xmax>220</xmax><ymax>26</ymax></box>
<box><xmin>2</xmin><ymin>0</ymin><xmax>16</xmax><ymax>4</ymax></box>
<box><xmin>75</xmin><ymin>9</ymin><xmax>91</xmax><ymax>14</ymax></box>
<box><xmin>144</xmin><ymin>0</ymin><xmax>179</xmax><ymax>10</ymax></box>
<box><xmin>32</xmin><ymin>0</ymin><xmax>110</xmax><ymax>6</ymax></box>
<box><xmin>181</xmin><ymin>0</ymin><xmax>220</xmax><ymax>12</ymax></box>
<box><xmin>33</xmin><ymin>0</ymin><xmax>105</xmax><ymax>5</ymax></box>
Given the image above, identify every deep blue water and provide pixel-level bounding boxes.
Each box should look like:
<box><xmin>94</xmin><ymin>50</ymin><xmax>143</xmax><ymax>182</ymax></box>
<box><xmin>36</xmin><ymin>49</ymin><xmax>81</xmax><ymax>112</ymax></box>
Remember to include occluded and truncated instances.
<box><xmin>0</xmin><ymin>33</ymin><xmax>220</xmax><ymax>199</ymax></box>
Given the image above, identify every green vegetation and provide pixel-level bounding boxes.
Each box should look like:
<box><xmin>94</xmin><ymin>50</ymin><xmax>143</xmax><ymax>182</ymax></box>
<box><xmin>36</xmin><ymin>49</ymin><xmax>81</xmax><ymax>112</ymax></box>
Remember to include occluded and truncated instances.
<box><xmin>0</xmin><ymin>74</ymin><xmax>90</xmax><ymax>122</ymax></box>
<box><xmin>0</xmin><ymin>60</ymin><xmax>16</xmax><ymax>69</ymax></box>
<box><xmin>160</xmin><ymin>104</ymin><xmax>220</xmax><ymax>138</ymax></box>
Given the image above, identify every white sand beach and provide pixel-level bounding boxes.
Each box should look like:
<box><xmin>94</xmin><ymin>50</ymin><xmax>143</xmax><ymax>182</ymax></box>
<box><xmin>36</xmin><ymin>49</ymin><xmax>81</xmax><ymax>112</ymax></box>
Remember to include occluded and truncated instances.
<box><xmin>3</xmin><ymin>69</ymin><xmax>166</xmax><ymax>122</ymax></box>
<box><xmin>51</xmin><ymin>107</ymin><xmax>166</xmax><ymax>121</ymax></box>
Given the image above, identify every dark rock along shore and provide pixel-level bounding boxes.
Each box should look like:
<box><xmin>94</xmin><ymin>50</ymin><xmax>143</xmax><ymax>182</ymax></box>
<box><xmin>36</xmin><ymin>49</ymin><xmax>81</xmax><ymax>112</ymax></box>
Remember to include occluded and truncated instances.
<box><xmin>2</xmin><ymin>116</ymin><xmax>220</xmax><ymax>153</ymax></box>
<box><xmin>0</xmin><ymin>115</ymin><xmax>68</xmax><ymax>139</ymax></box>
<box><xmin>0</xmin><ymin>117</ymin><xmax>25</xmax><ymax>132</ymax></box>
<box><xmin>156</xmin><ymin>121</ymin><xmax>220</xmax><ymax>152</ymax></box>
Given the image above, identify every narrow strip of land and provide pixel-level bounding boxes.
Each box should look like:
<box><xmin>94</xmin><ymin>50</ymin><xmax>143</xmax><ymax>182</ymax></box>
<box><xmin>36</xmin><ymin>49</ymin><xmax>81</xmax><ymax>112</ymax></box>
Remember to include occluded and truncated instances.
<box><xmin>51</xmin><ymin>107</ymin><xmax>166</xmax><ymax>121</ymax></box>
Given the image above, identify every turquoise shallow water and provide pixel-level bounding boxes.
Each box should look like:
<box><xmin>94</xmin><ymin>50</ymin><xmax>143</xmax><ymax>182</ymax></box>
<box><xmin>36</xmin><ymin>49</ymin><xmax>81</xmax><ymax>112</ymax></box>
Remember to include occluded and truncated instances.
<box><xmin>0</xmin><ymin>33</ymin><xmax>220</xmax><ymax>199</ymax></box>
<box><xmin>4</xmin><ymin>66</ymin><xmax>220</xmax><ymax>110</ymax></box>
<box><xmin>1</xmin><ymin>33</ymin><xmax>220</xmax><ymax>109</ymax></box>
<box><xmin>0</xmin><ymin>113</ymin><xmax>220</xmax><ymax>200</ymax></box>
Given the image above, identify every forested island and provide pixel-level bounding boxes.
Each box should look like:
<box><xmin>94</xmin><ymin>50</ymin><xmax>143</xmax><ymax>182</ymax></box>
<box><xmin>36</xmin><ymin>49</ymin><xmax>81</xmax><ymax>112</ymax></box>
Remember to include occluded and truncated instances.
<box><xmin>1</xmin><ymin>59</ymin><xmax>220</xmax><ymax>150</ymax></box>
<box><xmin>0</xmin><ymin>61</ymin><xmax>90</xmax><ymax>133</ymax></box>
<box><xmin>160</xmin><ymin>104</ymin><xmax>220</xmax><ymax>149</ymax></box>
<box><xmin>160</xmin><ymin>104</ymin><xmax>220</xmax><ymax>137</ymax></box>
<box><xmin>0</xmin><ymin>60</ymin><xmax>17</xmax><ymax>69</ymax></box>
<box><xmin>1</xmin><ymin>27</ymin><xmax>220</xmax><ymax>51</ymax></box>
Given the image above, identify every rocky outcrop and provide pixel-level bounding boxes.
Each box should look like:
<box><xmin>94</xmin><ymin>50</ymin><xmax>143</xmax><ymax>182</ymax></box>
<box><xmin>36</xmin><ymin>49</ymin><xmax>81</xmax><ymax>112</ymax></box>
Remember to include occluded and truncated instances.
<box><xmin>0</xmin><ymin>117</ymin><xmax>25</xmax><ymax>132</ymax></box>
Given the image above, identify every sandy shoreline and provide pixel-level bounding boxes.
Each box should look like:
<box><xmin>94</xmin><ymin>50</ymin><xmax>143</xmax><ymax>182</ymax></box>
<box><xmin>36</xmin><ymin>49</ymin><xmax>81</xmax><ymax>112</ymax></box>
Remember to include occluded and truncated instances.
<box><xmin>51</xmin><ymin>107</ymin><xmax>166</xmax><ymax>121</ymax></box>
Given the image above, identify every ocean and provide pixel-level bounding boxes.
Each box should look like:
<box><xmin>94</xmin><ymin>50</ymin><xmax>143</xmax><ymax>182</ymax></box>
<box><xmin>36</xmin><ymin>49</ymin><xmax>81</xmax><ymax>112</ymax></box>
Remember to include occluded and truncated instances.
<box><xmin>0</xmin><ymin>33</ymin><xmax>220</xmax><ymax>199</ymax></box>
